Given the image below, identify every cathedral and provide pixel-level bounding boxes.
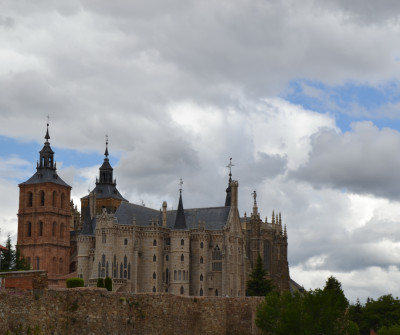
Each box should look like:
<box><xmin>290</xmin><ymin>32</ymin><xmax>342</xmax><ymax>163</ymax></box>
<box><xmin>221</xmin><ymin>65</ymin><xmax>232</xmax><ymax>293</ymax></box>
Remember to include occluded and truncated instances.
<box><xmin>16</xmin><ymin>124</ymin><xmax>290</xmax><ymax>295</ymax></box>
<box><xmin>77</xmin><ymin>142</ymin><xmax>290</xmax><ymax>296</ymax></box>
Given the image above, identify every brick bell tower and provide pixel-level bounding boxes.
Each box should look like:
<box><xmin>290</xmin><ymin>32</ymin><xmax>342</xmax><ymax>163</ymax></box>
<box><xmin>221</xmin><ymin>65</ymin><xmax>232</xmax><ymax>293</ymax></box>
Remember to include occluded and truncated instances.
<box><xmin>17</xmin><ymin>121</ymin><xmax>71</xmax><ymax>280</ymax></box>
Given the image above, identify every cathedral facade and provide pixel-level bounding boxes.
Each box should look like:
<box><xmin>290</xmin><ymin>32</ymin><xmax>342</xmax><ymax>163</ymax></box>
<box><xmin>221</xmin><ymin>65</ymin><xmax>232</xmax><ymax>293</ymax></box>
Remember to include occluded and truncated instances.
<box><xmin>77</xmin><ymin>144</ymin><xmax>290</xmax><ymax>296</ymax></box>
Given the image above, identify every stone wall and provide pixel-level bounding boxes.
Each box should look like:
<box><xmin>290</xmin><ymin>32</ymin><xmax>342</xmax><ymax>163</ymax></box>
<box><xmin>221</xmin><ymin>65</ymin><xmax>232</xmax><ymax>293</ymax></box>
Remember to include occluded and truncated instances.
<box><xmin>0</xmin><ymin>288</ymin><xmax>263</xmax><ymax>335</ymax></box>
<box><xmin>0</xmin><ymin>270</ymin><xmax>47</xmax><ymax>290</ymax></box>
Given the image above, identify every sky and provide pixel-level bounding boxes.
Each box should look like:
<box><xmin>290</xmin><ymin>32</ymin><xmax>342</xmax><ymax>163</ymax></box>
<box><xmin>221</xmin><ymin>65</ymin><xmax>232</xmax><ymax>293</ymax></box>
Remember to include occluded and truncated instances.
<box><xmin>2</xmin><ymin>0</ymin><xmax>400</xmax><ymax>303</ymax></box>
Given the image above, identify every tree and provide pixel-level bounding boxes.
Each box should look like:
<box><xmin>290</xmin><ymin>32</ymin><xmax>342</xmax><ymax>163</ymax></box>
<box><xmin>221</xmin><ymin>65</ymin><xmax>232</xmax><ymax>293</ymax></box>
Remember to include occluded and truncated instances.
<box><xmin>378</xmin><ymin>324</ymin><xmax>400</xmax><ymax>335</ymax></box>
<box><xmin>0</xmin><ymin>234</ymin><xmax>15</xmax><ymax>270</ymax></box>
<box><xmin>105</xmin><ymin>277</ymin><xmax>112</xmax><ymax>291</ymax></box>
<box><xmin>97</xmin><ymin>278</ymin><xmax>105</xmax><ymax>288</ymax></box>
<box><xmin>14</xmin><ymin>245</ymin><xmax>29</xmax><ymax>270</ymax></box>
<box><xmin>247</xmin><ymin>255</ymin><xmax>273</xmax><ymax>296</ymax></box>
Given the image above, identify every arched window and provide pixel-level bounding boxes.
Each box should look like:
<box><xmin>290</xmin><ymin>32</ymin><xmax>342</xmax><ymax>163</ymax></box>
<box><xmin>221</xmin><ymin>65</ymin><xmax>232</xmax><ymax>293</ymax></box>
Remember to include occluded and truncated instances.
<box><xmin>36</xmin><ymin>256</ymin><xmax>40</xmax><ymax>270</ymax></box>
<box><xmin>181</xmin><ymin>239</ymin><xmax>184</xmax><ymax>246</ymax></box>
<box><xmin>174</xmin><ymin>270</ymin><xmax>177</xmax><ymax>280</ymax></box>
<box><xmin>180</xmin><ymin>286</ymin><xmax>184</xmax><ymax>295</ymax></box>
<box><xmin>27</xmin><ymin>192</ymin><xmax>33</xmax><ymax>207</ymax></box>
<box><xmin>153</xmin><ymin>272</ymin><xmax>156</xmax><ymax>279</ymax></box>
<box><xmin>40</xmin><ymin>191</ymin><xmax>45</xmax><ymax>206</ymax></box>
<box><xmin>153</xmin><ymin>286</ymin><xmax>156</xmax><ymax>293</ymax></box>
<box><xmin>178</xmin><ymin>271</ymin><xmax>181</xmax><ymax>280</ymax></box>
<box><xmin>200</xmin><ymin>288</ymin><xmax>203</xmax><ymax>296</ymax></box>
<box><xmin>60</xmin><ymin>193</ymin><xmax>65</xmax><ymax>209</ymax></box>
<box><xmin>60</xmin><ymin>223</ymin><xmax>64</xmax><ymax>238</ymax></box>
<box><xmin>52</xmin><ymin>222</ymin><xmax>57</xmax><ymax>237</ymax></box>
<box><xmin>124</xmin><ymin>270</ymin><xmax>127</xmax><ymax>278</ymax></box>
<box><xmin>200</xmin><ymin>274</ymin><xmax>203</xmax><ymax>281</ymax></box>
<box><xmin>153</xmin><ymin>239</ymin><xmax>157</xmax><ymax>246</ymax></box>
<box><xmin>166</xmin><ymin>268</ymin><xmax>169</xmax><ymax>284</ymax></box>
<box><xmin>200</xmin><ymin>256</ymin><xmax>203</xmax><ymax>264</ymax></box>
<box><xmin>153</xmin><ymin>255</ymin><xmax>156</xmax><ymax>262</ymax></box>
<box><xmin>181</xmin><ymin>254</ymin><xmax>184</xmax><ymax>262</ymax></box>
<box><xmin>124</xmin><ymin>238</ymin><xmax>128</xmax><ymax>245</ymax></box>
<box><xmin>120</xmin><ymin>263</ymin><xmax>123</xmax><ymax>278</ymax></box>
<box><xmin>124</xmin><ymin>255</ymin><xmax>127</xmax><ymax>268</ymax></box>
<box><xmin>215</xmin><ymin>289</ymin><xmax>218</xmax><ymax>296</ymax></box>
<box><xmin>27</xmin><ymin>222</ymin><xmax>32</xmax><ymax>237</ymax></box>
<box><xmin>52</xmin><ymin>191</ymin><xmax>57</xmax><ymax>207</ymax></box>
<box><xmin>39</xmin><ymin>221</ymin><xmax>43</xmax><ymax>236</ymax></box>
<box><xmin>166</xmin><ymin>255</ymin><xmax>169</xmax><ymax>261</ymax></box>
<box><xmin>128</xmin><ymin>264</ymin><xmax>131</xmax><ymax>280</ymax></box>
<box><xmin>200</xmin><ymin>242</ymin><xmax>204</xmax><ymax>249</ymax></box>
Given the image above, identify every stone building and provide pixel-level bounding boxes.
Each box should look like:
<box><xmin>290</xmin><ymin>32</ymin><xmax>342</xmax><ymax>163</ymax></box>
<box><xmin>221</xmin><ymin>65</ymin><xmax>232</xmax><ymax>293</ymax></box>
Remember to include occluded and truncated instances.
<box><xmin>17</xmin><ymin>123</ymin><xmax>71</xmax><ymax>282</ymax></box>
<box><xmin>77</xmin><ymin>145</ymin><xmax>290</xmax><ymax>295</ymax></box>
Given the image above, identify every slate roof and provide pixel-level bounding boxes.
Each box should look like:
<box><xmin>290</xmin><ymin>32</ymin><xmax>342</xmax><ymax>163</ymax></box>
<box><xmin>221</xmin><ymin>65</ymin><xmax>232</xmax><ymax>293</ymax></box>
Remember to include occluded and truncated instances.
<box><xmin>81</xmin><ymin>184</ymin><xmax>127</xmax><ymax>201</ymax></box>
<box><xmin>20</xmin><ymin>168</ymin><xmax>70</xmax><ymax>187</ymax></box>
<box><xmin>79</xmin><ymin>202</ymin><xmax>231</xmax><ymax>236</ymax></box>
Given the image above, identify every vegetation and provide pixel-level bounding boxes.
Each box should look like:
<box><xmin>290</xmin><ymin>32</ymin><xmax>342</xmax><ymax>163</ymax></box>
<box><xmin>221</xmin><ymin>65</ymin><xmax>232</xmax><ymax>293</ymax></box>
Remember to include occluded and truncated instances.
<box><xmin>97</xmin><ymin>277</ymin><xmax>105</xmax><ymax>288</ymax></box>
<box><xmin>246</xmin><ymin>255</ymin><xmax>274</xmax><ymax>296</ymax></box>
<box><xmin>105</xmin><ymin>276</ymin><xmax>112</xmax><ymax>291</ymax></box>
<box><xmin>66</xmin><ymin>277</ymin><xmax>84</xmax><ymax>288</ymax></box>
<box><xmin>0</xmin><ymin>234</ymin><xmax>30</xmax><ymax>271</ymax></box>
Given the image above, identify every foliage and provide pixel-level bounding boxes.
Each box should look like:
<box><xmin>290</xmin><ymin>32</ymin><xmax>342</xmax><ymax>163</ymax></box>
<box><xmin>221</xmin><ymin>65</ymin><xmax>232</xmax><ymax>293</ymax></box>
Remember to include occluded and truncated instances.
<box><xmin>15</xmin><ymin>246</ymin><xmax>30</xmax><ymax>270</ymax></box>
<box><xmin>66</xmin><ymin>278</ymin><xmax>84</xmax><ymax>288</ymax></box>
<box><xmin>378</xmin><ymin>324</ymin><xmax>400</xmax><ymax>335</ymax></box>
<box><xmin>105</xmin><ymin>277</ymin><xmax>112</xmax><ymax>291</ymax></box>
<box><xmin>256</xmin><ymin>276</ymin><xmax>350</xmax><ymax>335</ymax></box>
<box><xmin>246</xmin><ymin>255</ymin><xmax>274</xmax><ymax>296</ymax></box>
<box><xmin>97</xmin><ymin>278</ymin><xmax>105</xmax><ymax>288</ymax></box>
<box><xmin>0</xmin><ymin>234</ymin><xmax>15</xmax><ymax>270</ymax></box>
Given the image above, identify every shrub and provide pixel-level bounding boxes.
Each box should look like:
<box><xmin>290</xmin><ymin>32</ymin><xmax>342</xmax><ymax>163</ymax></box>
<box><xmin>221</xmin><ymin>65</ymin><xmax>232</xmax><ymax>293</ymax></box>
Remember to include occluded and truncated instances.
<box><xmin>66</xmin><ymin>277</ymin><xmax>84</xmax><ymax>288</ymax></box>
<box><xmin>97</xmin><ymin>278</ymin><xmax>105</xmax><ymax>288</ymax></box>
<box><xmin>105</xmin><ymin>277</ymin><xmax>112</xmax><ymax>291</ymax></box>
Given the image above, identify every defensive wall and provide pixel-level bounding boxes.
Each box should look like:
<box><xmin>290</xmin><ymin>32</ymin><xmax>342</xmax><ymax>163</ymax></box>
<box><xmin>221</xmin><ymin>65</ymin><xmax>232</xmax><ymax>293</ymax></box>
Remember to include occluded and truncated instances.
<box><xmin>0</xmin><ymin>288</ymin><xmax>264</xmax><ymax>335</ymax></box>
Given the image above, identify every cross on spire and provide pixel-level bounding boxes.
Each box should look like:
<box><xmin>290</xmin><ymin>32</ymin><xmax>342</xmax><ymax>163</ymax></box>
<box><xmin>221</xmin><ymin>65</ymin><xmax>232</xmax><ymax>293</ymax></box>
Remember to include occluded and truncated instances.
<box><xmin>45</xmin><ymin>115</ymin><xmax>50</xmax><ymax>141</ymax></box>
<box><xmin>252</xmin><ymin>190</ymin><xmax>257</xmax><ymax>204</ymax></box>
<box><xmin>226</xmin><ymin>157</ymin><xmax>234</xmax><ymax>179</ymax></box>
<box><xmin>104</xmin><ymin>134</ymin><xmax>109</xmax><ymax>157</ymax></box>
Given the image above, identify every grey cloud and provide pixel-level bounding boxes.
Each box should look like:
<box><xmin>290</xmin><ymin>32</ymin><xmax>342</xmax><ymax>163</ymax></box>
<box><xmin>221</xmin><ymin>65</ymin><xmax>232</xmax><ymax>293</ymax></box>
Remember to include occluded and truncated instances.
<box><xmin>290</xmin><ymin>122</ymin><xmax>400</xmax><ymax>200</ymax></box>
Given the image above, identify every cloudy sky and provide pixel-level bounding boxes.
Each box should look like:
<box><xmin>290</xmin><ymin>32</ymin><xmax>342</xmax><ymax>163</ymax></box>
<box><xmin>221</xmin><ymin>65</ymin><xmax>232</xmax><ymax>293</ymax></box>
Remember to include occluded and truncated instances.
<box><xmin>2</xmin><ymin>0</ymin><xmax>400</xmax><ymax>302</ymax></box>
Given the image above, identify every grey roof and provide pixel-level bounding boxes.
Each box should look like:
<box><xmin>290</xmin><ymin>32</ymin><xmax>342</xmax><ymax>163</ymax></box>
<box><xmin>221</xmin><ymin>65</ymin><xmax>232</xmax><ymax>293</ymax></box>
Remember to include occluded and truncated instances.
<box><xmin>81</xmin><ymin>183</ymin><xmax>127</xmax><ymax>201</ymax></box>
<box><xmin>80</xmin><ymin>206</ymin><xmax>97</xmax><ymax>235</ymax></box>
<box><xmin>20</xmin><ymin>168</ymin><xmax>70</xmax><ymax>187</ymax></box>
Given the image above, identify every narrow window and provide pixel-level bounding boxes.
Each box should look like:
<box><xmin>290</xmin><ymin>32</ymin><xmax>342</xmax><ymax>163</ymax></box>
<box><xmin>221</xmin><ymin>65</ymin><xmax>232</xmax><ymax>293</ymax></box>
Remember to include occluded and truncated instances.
<box><xmin>40</xmin><ymin>191</ymin><xmax>45</xmax><ymax>206</ymax></box>
<box><xmin>128</xmin><ymin>264</ymin><xmax>131</xmax><ymax>280</ymax></box>
<box><xmin>180</xmin><ymin>286</ymin><xmax>184</xmax><ymax>295</ymax></box>
<box><xmin>200</xmin><ymin>288</ymin><xmax>203</xmax><ymax>296</ymax></box>
<box><xmin>60</xmin><ymin>223</ymin><xmax>64</xmax><ymax>238</ymax></box>
<box><xmin>183</xmin><ymin>271</ymin><xmax>185</xmax><ymax>280</ymax></box>
<box><xmin>27</xmin><ymin>192</ymin><xmax>33</xmax><ymax>207</ymax></box>
<box><xmin>200</xmin><ymin>274</ymin><xmax>203</xmax><ymax>281</ymax></box>
<box><xmin>200</xmin><ymin>256</ymin><xmax>203</xmax><ymax>264</ymax></box>
<box><xmin>200</xmin><ymin>242</ymin><xmax>204</xmax><ymax>249</ymax></box>
<box><xmin>39</xmin><ymin>221</ymin><xmax>43</xmax><ymax>236</ymax></box>
<box><xmin>181</xmin><ymin>254</ymin><xmax>184</xmax><ymax>262</ymax></box>
<box><xmin>153</xmin><ymin>255</ymin><xmax>156</xmax><ymax>262</ymax></box>
<box><xmin>106</xmin><ymin>262</ymin><xmax>109</xmax><ymax>277</ymax></box>
<box><xmin>124</xmin><ymin>270</ymin><xmax>127</xmax><ymax>278</ymax></box>
<box><xmin>153</xmin><ymin>286</ymin><xmax>156</xmax><ymax>293</ymax></box>
<box><xmin>215</xmin><ymin>289</ymin><xmax>218</xmax><ymax>296</ymax></box>
<box><xmin>174</xmin><ymin>270</ymin><xmax>177</xmax><ymax>280</ymax></box>
<box><xmin>181</xmin><ymin>239</ymin><xmax>184</xmax><ymax>246</ymax></box>
<box><xmin>153</xmin><ymin>239</ymin><xmax>157</xmax><ymax>246</ymax></box>
<box><xmin>178</xmin><ymin>271</ymin><xmax>181</xmax><ymax>280</ymax></box>
<box><xmin>124</xmin><ymin>238</ymin><xmax>128</xmax><ymax>245</ymax></box>
<box><xmin>120</xmin><ymin>263</ymin><xmax>123</xmax><ymax>278</ymax></box>
<box><xmin>27</xmin><ymin>222</ymin><xmax>32</xmax><ymax>237</ymax></box>
<box><xmin>166</xmin><ymin>268</ymin><xmax>169</xmax><ymax>284</ymax></box>
<box><xmin>124</xmin><ymin>255</ymin><xmax>127</xmax><ymax>268</ymax></box>
<box><xmin>153</xmin><ymin>272</ymin><xmax>156</xmax><ymax>279</ymax></box>
<box><xmin>166</xmin><ymin>255</ymin><xmax>169</xmax><ymax>261</ymax></box>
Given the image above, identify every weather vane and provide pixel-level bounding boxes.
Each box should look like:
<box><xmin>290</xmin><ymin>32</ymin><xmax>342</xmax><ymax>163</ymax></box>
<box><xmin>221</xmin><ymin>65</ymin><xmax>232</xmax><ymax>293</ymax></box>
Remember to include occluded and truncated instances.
<box><xmin>179</xmin><ymin>178</ymin><xmax>183</xmax><ymax>194</ymax></box>
<box><xmin>252</xmin><ymin>190</ymin><xmax>257</xmax><ymax>204</ymax></box>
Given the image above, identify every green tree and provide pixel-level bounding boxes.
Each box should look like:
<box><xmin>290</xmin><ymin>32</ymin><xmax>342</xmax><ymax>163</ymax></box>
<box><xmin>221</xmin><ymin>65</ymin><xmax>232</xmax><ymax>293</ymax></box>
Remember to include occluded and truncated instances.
<box><xmin>362</xmin><ymin>295</ymin><xmax>400</xmax><ymax>333</ymax></box>
<box><xmin>97</xmin><ymin>278</ymin><xmax>105</xmax><ymax>288</ymax></box>
<box><xmin>105</xmin><ymin>277</ymin><xmax>112</xmax><ymax>291</ymax></box>
<box><xmin>66</xmin><ymin>278</ymin><xmax>84</xmax><ymax>288</ymax></box>
<box><xmin>247</xmin><ymin>255</ymin><xmax>274</xmax><ymax>296</ymax></box>
<box><xmin>378</xmin><ymin>324</ymin><xmax>400</xmax><ymax>335</ymax></box>
<box><xmin>0</xmin><ymin>234</ymin><xmax>15</xmax><ymax>270</ymax></box>
<box><xmin>14</xmin><ymin>245</ymin><xmax>29</xmax><ymax>270</ymax></box>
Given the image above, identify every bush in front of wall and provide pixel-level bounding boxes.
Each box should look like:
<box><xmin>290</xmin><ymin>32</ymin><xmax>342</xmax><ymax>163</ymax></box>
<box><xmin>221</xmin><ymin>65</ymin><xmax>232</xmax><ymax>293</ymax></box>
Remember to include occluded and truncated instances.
<box><xmin>66</xmin><ymin>278</ymin><xmax>84</xmax><ymax>288</ymax></box>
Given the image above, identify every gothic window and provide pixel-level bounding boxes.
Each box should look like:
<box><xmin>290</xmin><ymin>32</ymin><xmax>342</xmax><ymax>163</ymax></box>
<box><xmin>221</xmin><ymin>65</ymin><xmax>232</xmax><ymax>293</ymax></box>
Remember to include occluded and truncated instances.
<box><xmin>181</xmin><ymin>239</ymin><xmax>184</xmax><ymax>246</ymax></box>
<box><xmin>27</xmin><ymin>222</ymin><xmax>32</xmax><ymax>237</ymax></box>
<box><xmin>120</xmin><ymin>263</ymin><xmax>123</xmax><ymax>278</ymax></box>
<box><xmin>27</xmin><ymin>192</ymin><xmax>33</xmax><ymax>207</ymax></box>
<box><xmin>200</xmin><ymin>256</ymin><xmax>203</xmax><ymax>264</ymax></box>
<box><xmin>52</xmin><ymin>191</ymin><xmax>57</xmax><ymax>207</ymax></box>
<box><xmin>60</xmin><ymin>223</ymin><xmax>64</xmax><ymax>238</ymax></box>
<box><xmin>212</xmin><ymin>245</ymin><xmax>222</xmax><ymax>272</ymax></box>
<box><xmin>263</xmin><ymin>241</ymin><xmax>271</xmax><ymax>272</ymax></box>
<box><xmin>215</xmin><ymin>289</ymin><xmax>218</xmax><ymax>296</ymax></box>
<box><xmin>174</xmin><ymin>270</ymin><xmax>177</xmax><ymax>280</ymax></box>
<box><xmin>128</xmin><ymin>264</ymin><xmax>131</xmax><ymax>280</ymax></box>
<box><xmin>200</xmin><ymin>242</ymin><xmax>204</xmax><ymax>249</ymax></box>
<box><xmin>166</xmin><ymin>268</ymin><xmax>169</xmax><ymax>284</ymax></box>
<box><xmin>200</xmin><ymin>288</ymin><xmax>203</xmax><ymax>296</ymax></box>
<box><xmin>166</xmin><ymin>255</ymin><xmax>169</xmax><ymax>261</ymax></box>
<box><xmin>39</xmin><ymin>221</ymin><xmax>43</xmax><ymax>236</ymax></box>
<box><xmin>40</xmin><ymin>191</ymin><xmax>45</xmax><ymax>206</ymax></box>
<box><xmin>178</xmin><ymin>271</ymin><xmax>181</xmax><ymax>280</ymax></box>
<box><xmin>52</xmin><ymin>222</ymin><xmax>56</xmax><ymax>237</ymax></box>
<box><xmin>36</xmin><ymin>256</ymin><xmax>40</xmax><ymax>270</ymax></box>
<box><xmin>153</xmin><ymin>255</ymin><xmax>156</xmax><ymax>262</ymax></box>
<box><xmin>181</xmin><ymin>254</ymin><xmax>184</xmax><ymax>262</ymax></box>
<box><xmin>124</xmin><ymin>238</ymin><xmax>128</xmax><ymax>245</ymax></box>
<box><xmin>124</xmin><ymin>255</ymin><xmax>127</xmax><ymax>268</ymax></box>
<box><xmin>153</xmin><ymin>239</ymin><xmax>157</xmax><ymax>246</ymax></box>
<box><xmin>124</xmin><ymin>270</ymin><xmax>127</xmax><ymax>278</ymax></box>
<box><xmin>153</xmin><ymin>286</ymin><xmax>156</xmax><ymax>293</ymax></box>
<box><xmin>200</xmin><ymin>274</ymin><xmax>203</xmax><ymax>281</ymax></box>
<box><xmin>153</xmin><ymin>272</ymin><xmax>156</xmax><ymax>279</ymax></box>
<box><xmin>60</xmin><ymin>193</ymin><xmax>65</xmax><ymax>209</ymax></box>
<box><xmin>180</xmin><ymin>286</ymin><xmax>184</xmax><ymax>295</ymax></box>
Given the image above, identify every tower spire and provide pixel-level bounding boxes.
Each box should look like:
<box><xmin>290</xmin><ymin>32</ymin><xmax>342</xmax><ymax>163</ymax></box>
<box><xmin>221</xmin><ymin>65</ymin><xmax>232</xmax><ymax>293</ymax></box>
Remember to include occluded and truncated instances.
<box><xmin>251</xmin><ymin>190</ymin><xmax>258</xmax><ymax>218</ymax></box>
<box><xmin>174</xmin><ymin>178</ymin><xmax>187</xmax><ymax>229</ymax></box>
<box><xmin>104</xmin><ymin>134</ymin><xmax>109</xmax><ymax>158</ymax></box>
<box><xmin>38</xmin><ymin>117</ymin><xmax>55</xmax><ymax>170</ymax></box>
<box><xmin>225</xmin><ymin>158</ymin><xmax>234</xmax><ymax>206</ymax></box>
<box><xmin>45</xmin><ymin>115</ymin><xmax>50</xmax><ymax>142</ymax></box>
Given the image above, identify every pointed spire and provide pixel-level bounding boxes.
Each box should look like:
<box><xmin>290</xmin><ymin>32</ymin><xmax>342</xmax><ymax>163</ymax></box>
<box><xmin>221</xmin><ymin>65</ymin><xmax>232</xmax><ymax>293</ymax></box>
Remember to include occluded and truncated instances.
<box><xmin>225</xmin><ymin>158</ymin><xmax>234</xmax><ymax>206</ymax></box>
<box><xmin>38</xmin><ymin>117</ymin><xmax>55</xmax><ymax>170</ymax></box>
<box><xmin>45</xmin><ymin>115</ymin><xmax>50</xmax><ymax>142</ymax></box>
<box><xmin>279</xmin><ymin>212</ymin><xmax>282</xmax><ymax>225</ymax></box>
<box><xmin>104</xmin><ymin>134</ymin><xmax>109</xmax><ymax>158</ymax></box>
<box><xmin>174</xmin><ymin>179</ymin><xmax>187</xmax><ymax>229</ymax></box>
<box><xmin>272</xmin><ymin>210</ymin><xmax>275</xmax><ymax>225</ymax></box>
